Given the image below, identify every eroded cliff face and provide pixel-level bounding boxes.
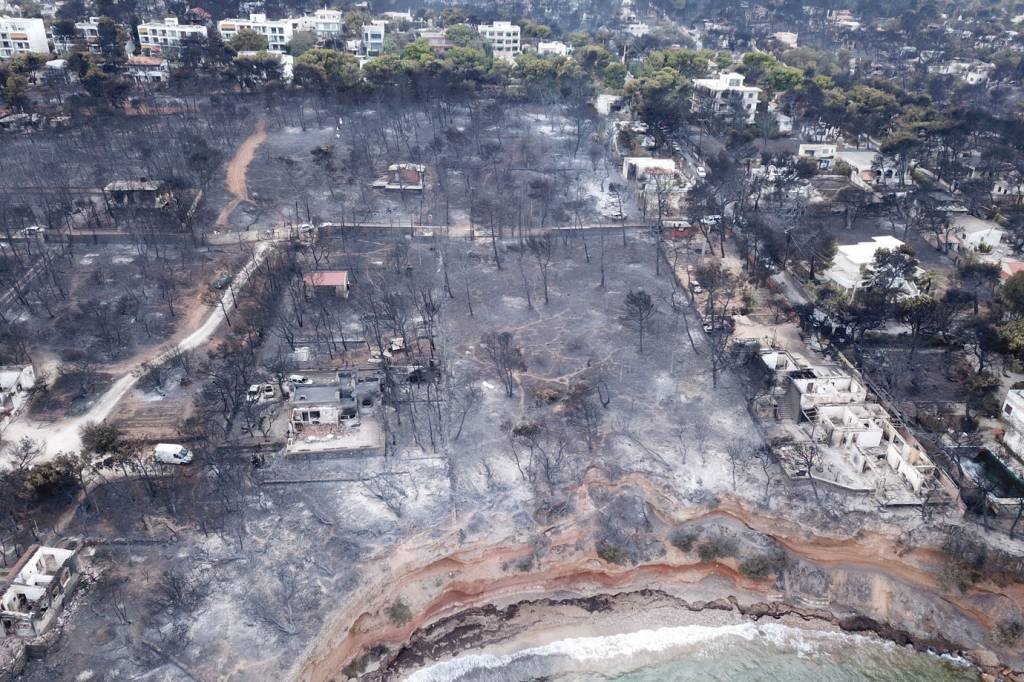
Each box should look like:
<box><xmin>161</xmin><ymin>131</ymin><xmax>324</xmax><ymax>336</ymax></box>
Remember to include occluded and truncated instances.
<box><xmin>290</xmin><ymin>474</ymin><xmax>1024</xmax><ymax>682</ymax></box>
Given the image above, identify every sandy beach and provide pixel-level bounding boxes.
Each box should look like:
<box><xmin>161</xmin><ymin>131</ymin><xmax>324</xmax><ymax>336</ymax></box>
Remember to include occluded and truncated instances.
<box><xmin>383</xmin><ymin>589</ymin><xmax>900</xmax><ymax>681</ymax></box>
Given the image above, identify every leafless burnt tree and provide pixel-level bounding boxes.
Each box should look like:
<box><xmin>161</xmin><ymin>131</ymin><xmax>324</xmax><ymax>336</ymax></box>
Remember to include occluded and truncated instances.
<box><xmin>621</xmin><ymin>290</ymin><xmax>656</xmax><ymax>353</ymax></box>
<box><xmin>481</xmin><ymin>331</ymin><xmax>524</xmax><ymax>398</ymax></box>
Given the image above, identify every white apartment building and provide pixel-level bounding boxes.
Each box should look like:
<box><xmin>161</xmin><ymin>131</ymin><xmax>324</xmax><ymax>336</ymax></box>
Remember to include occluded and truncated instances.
<box><xmin>137</xmin><ymin>17</ymin><xmax>207</xmax><ymax>56</ymax></box>
<box><xmin>219</xmin><ymin>13</ymin><xmax>293</xmax><ymax>53</ymax></box>
<box><xmin>51</xmin><ymin>16</ymin><xmax>100</xmax><ymax>54</ymax></box>
<box><xmin>298</xmin><ymin>8</ymin><xmax>342</xmax><ymax>39</ymax></box>
<box><xmin>0</xmin><ymin>16</ymin><xmax>48</xmax><ymax>58</ymax></box>
<box><xmin>691</xmin><ymin>72</ymin><xmax>761</xmax><ymax>124</ymax></box>
<box><xmin>478</xmin><ymin>20</ymin><xmax>520</xmax><ymax>60</ymax></box>
<box><xmin>362</xmin><ymin>20</ymin><xmax>385</xmax><ymax>55</ymax></box>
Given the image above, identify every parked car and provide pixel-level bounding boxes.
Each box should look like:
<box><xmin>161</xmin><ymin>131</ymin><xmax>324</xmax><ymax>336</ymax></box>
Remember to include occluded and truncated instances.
<box><xmin>210</xmin><ymin>274</ymin><xmax>232</xmax><ymax>290</ymax></box>
<box><xmin>695</xmin><ymin>166</ymin><xmax>707</xmax><ymax>178</ymax></box>
<box><xmin>153</xmin><ymin>443</ymin><xmax>193</xmax><ymax>465</ymax></box>
<box><xmin>247</xmin><ymin>384</ymin><xmax>274</xmax><ymax>401</ymax></box>
<box><xmin>288</xmin><ymin>374</ymin><xmax>310</xmax><ymax>384</ymax></box>
<box><xmin>19</xmin><ymin>225</ymin><xmax>44</xmax><ymax>237</ymax></box>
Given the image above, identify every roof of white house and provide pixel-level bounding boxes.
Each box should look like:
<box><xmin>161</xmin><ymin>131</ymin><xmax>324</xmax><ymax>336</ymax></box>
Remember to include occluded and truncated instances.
<box><xmin>836</xmin><ymin>236</ymin><xmax>905</xmax><ymax>265</ymax></box>
<box><xmin>692</xmin><ymin>72</ymin><xmax>761</xmax><ymax>92</ymax></box>
<box><xmin>834</xmin><ymin>149</ymin><xmax>879</xmax><ymax>170</ymax></box>
<box><xmin>624</xmin><ymin>157</ymin><xmax>676</xmax><ymax>171</ymax></box>
<box><xmin>951</xmin><ymin>214</ymin><xmax>1003</xmax><ymax>235</ymax></box>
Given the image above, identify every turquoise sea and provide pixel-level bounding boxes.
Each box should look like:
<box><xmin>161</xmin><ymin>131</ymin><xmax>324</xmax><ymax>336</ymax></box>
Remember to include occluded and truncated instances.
<box><xmin>404</xmin><ymin>622</ymin><xmax>979</xmax><ymax>682</ymax></box>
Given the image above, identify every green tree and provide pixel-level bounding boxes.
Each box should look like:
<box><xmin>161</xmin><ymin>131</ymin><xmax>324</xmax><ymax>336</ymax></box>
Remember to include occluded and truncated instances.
<box><xmin>97</xmin><ymin>16</ymin><xmax>126</xmax><ymax>67</ymax></box>
<box><xmin>363</xmin><ymin>53</ymin><xmax>405</xmax><ymax>88</ymax></box>
<box><xmin>1000</xmin><ymin>271</ymin><xmax>1024</xmax><ymax>320</ymax></box>
<box><xmin>294</xmin><ymin>48</ymin><xmax>361</xmax><ymax>93</ymax></box>
<box><xmin>2</xmin><ymin>74</ymin><xmax>30</xmax><ymax>111</ymax></box>
<box><xmin>763</xmin><ymin>63</ymin><xmax>802</xmax><ymax>93</ymax></box>
<box><xmin>441</xmin><ymin>46</ymin><xmax>492</xmax><ymax>85</ymax></box>
<box><xmin>229</xmin><ymin>28</ymin><xmax>269</xmax><ymax>52</ymax></box>
<box><xmin>288</xmin><ymin>30</ymin><xmax>317</xmax><ymax>57</ymax></box>
<box><xmin>863</xmin><ymin>245</ymin><xmax>919</xmax><ymax>311</ymax></box>
<box><xmin>446</xmin><ymin>23</ymin><xmax>478</xmax><ymax>48</ymax></box>
<box><xmin>231</xmin><ymin>52</ymin><xmax>283</xmax><ymax>89</ymax></box>
<box><xmin>602</xmin><ymin>62</ymin><xmax>627</xmax><ymax>90</ymax></box>
<box><xmin>521</xmin><ymin>21</ymin><xmax>551</xmax><ymax>39</ymax></box>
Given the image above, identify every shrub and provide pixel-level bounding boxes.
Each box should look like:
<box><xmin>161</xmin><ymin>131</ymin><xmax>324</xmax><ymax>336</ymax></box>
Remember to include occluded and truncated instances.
<box><xmin>697</xmin><ymin>540</ymin><xmax>729</xmax><ymax>562</ymax></box>
<box><xmin>386</xmin><ymin>599</ymin><xmax>412</xmax><ymax>625</ymax></box>
<box><xmin>669</xmin><ymin>529</ymin><xmax>696</xmax><ymax>552</ymax></box>
<box><xmin>939</xmin><ymin>561</ymin><xmax>981</xmax><ymax>594</ymax></box>
<box><xmin>21</xmin><ymin>460</ymin><xmax>79</xmax><ymax>499</ymax></box>
<box><xmin>597</xmin><ymin>543</ymin><xmax>628</xmax><ymax>565</ymax></box>
<box><xmin>993</xmin><ymin>619</ymin><xmax>1023</xmax><ymax>646</ymax></box>
<box><xmin>738</xmin><ymin>553</ymin><xmax>787</xmax><ymax>580</ymax></box>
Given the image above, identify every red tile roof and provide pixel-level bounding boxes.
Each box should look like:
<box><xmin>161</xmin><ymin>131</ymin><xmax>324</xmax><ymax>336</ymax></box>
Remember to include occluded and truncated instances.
<box><xmin>128</xmin><ymin>55</ymin><xmax>166</xmax><ymax>66</ymax></box>
<box><xmin>303</xmin><ymin>271</ymin><xmax>348</xmax><ymax>287</ymax></box>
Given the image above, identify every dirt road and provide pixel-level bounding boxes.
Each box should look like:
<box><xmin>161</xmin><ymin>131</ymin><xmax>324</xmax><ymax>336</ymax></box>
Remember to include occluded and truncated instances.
<box><xmin>0</xmin><ymin>242</ymin><xmax>274</xmax><ymax>464</ymax></box>
<box><xmin>216</xmin><ymin>118</ymin><xmax>268</xmax><ymax>228</ymax></box>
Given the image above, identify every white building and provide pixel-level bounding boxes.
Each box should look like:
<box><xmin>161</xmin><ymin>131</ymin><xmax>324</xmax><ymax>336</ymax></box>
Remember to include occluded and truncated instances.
<box><xmin>0</xmin><ymin>364</ymin><xmax>33</xmax><ymax>414</ymax></box>
<box><xmin>834</xmin><ymin>149</ymin><xmax>900</xmax><ymax>190</ymax></box>
<box><xmin>125</xmin><ymin>54</ymin><xmax>169</xmax><ymax>83</ymax></box>
<box><xmin>1</xmin><ymin>545</ymin><xmax>78</xmax><ymax>638</ymax></box>
<box><xmin>362</xmin><ymin>20</ymin><xmax>385</xmax><ymax>56</ymax></box>
<box><xmin>823</xmin><ymin>235</ymin><xmax>917</xmax><ymax>295</ymax></box>
<box><xmin>772</xmin><ymin>31</ymin><xmax>798</xmax><ymax>48</ymax></box>
<box><xmin>237</xmin><ymin>49</ymin><xmax>293</xmax><ymax>81</ymax></box>
<box><xmin>477</xmin><ymin>20</ymin><xmax>520</xmax><ymax>60</ymax></box>
<box><xmin>298</xmin><ymin>8</ymin><xmax>343</xmax><ymax>39</ymax></box>
<box><xmin>950</xmin><ymin>215</ymin><xmax>1004</xmax><ymax>251</ymax></box>
<box><xmin>784</xmin><ymin>365</ymin><xmax>868</xmax><ymax>414</ymax></box>
<box><xmin>622</xmin><ymin>157</ymin><xmax>677</xmax><ymax>182</ymax></box>
<box><xmin>1002</xmin><ymin>390</ymin><xmax>1024</xmax><ymax>459</ymax></box>
<box><xmin>537</xmin><ymin>40</ymin><xmax>570</xmax><ymax>56</ymax></box>
<box><xmin>936</xmin><ymin>60</ymin><xmax>995</xmax><ymax>85</ymax></box>
<box><xmin>51</xmin><ymin>16</ymin><xmax>100</xmax><ymax>54</ymax></box>
<box><xmin>797</xmin><ymin>143</ymin><xmax>837</xmax><ymax>169</ymax></box>
<box><xmin>219</xmin><ymin>13</ymin><xmax>293</xmax><ymax>53</ymax></box>
<box><xmin>381</xmin><ymin>10</ymin><xmax>413</xmax><ymax>22</ymax></box>
<box><xmin>0</xmin><ymin>16</ymin><xmax>48</xmax><ymax>58</ymax></box>
<box><xmin>137</xmin><ymin>17</ymin><xmax>207</xmax><ymax>56</ymax></box>
<box><xmin>691</xmin><ymin>72</ymin><xmax>761</xmax><ymax>124</ymax></box>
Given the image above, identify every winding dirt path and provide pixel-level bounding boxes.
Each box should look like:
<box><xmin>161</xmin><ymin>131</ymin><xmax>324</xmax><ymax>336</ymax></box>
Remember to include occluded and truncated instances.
<box><xmin>216</xmin><ymin>118</ymin><xmax>268</xmax><ymax>228</ymax></box>
<box><xmin>0</xmin><ymin>243</ymin><xmax>273</xmax><ymax>463</ymax></box>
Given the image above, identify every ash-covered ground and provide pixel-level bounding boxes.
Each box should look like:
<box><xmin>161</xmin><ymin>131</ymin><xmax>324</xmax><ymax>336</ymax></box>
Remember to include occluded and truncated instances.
<box><xmin>25</xmin><ymin>230</ymin><xmax>767</xmax><ymax>681</ymax></box>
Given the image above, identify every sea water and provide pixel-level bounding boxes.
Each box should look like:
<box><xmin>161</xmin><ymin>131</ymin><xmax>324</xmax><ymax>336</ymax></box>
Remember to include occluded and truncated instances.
<box><xmin>404</xmin><ymin>622</ymin><xmax>979</xmax><ymax>682</ymax></box>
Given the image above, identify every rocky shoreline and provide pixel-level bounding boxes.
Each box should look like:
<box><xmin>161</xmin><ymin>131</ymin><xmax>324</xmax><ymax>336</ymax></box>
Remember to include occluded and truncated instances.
<box><xmin>291</xmin><ymin>478</ymin><xmax>1024</xmax><ymax>682</ymax></box>
<box><xmin>374</xmin><ymin>589</ymin><xmax>1017</xmax><ymax>681</ymax></box>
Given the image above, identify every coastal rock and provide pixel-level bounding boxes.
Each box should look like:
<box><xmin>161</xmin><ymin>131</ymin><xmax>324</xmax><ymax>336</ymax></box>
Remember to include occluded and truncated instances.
<box><xmin>969</xmin><ymin>649</ymin><xmax>1000</xmax><ymax>668</ymax></box>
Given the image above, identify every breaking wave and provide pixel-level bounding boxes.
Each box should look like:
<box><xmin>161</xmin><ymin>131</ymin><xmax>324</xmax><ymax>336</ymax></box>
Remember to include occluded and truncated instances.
<box><xmin>403</xmin><ymin>622</ymin><xmax>906</xmax><ymax>682</ymax></box>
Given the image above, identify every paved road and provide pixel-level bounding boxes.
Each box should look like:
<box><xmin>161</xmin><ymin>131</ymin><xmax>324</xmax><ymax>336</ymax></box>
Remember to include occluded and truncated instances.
<box><xmin>0</xmin><ymin>241</ymin><xmax>273</xmax><ymax>467</ymax></box>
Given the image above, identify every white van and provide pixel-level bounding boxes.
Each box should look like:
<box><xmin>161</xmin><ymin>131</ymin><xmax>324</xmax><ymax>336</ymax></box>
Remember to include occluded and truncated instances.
<box><xmin>153</xmin><ymin>443</ymin><xmax>193</xmax><ymax>465</ymax></box>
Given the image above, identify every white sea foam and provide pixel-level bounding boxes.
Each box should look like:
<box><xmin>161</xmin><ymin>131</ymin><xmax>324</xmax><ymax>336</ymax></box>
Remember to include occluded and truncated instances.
<box><xmin>403</xmin><ymin>622</ymin><xmax>884</xmax><ymax>682</ymax></box>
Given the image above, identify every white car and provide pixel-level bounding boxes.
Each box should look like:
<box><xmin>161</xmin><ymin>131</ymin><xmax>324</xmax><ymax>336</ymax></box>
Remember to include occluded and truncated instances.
<box><xmin>154</xmin><ymin>443</ymin><xmax>193</xmax><ymax>465</ymax></box>
<box><xmin>288</xmin><ymin>374</ymin><xmax>310</xmax><ymax>384</ymax></box>
<box><xmin>19</xmin><ymin>225</ymin><xmax>44</xmax><ymax>237</ymax></box>
<box><xmin>695</xmin><ymin>166</ymin><xmax>707</xmax><ymax>178</ymax></box>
